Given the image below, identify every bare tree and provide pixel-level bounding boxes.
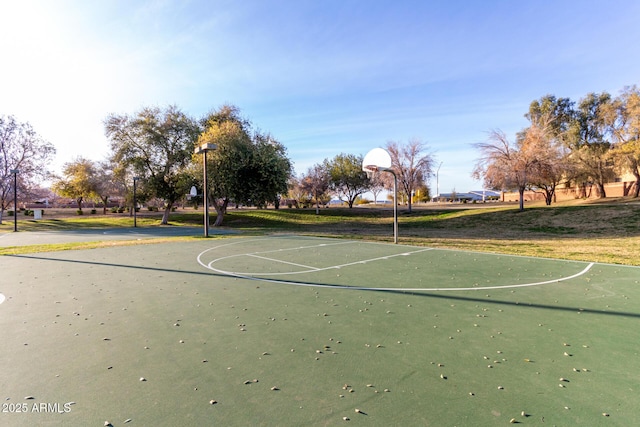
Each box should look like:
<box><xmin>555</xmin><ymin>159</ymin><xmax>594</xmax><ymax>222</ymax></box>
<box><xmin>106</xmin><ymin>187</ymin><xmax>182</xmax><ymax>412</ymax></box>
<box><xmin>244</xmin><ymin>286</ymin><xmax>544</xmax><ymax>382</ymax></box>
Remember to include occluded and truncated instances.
<box><xmin>473</xmin><ymin>130</ymin><xmax>531</xmax><ymax>211</ymax></box>
<box><xmin>523</xmin><ymin>114</ymin><xmax>572</xmax><ymax>205</ymax></box>
<box><xmin>0</xmin><ymin>115</ymin><xmax>56</xmax><ymax>223</ymax></box>
<box><xmin>300</xmin><ymin>164</ymin><xmax>330</xmax><ymax>214</ymax></box>
<box><xmin>385</xmin><ymin>139</ymin><xmax>434</xmax><ymax>213</ymax></box>
<box><xmin>367</xmin><ymin>172</ymin><xmax>385</xmax><ymax>205</ymax></box>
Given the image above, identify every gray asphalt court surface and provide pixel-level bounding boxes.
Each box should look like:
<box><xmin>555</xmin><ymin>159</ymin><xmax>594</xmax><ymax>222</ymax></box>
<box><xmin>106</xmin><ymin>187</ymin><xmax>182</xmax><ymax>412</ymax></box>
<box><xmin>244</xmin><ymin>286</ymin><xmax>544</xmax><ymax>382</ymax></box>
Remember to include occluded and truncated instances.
<box><xmin>0</xmin><ymin>226</ymin><xmax>236</xmax><ymax>247</ymax></box>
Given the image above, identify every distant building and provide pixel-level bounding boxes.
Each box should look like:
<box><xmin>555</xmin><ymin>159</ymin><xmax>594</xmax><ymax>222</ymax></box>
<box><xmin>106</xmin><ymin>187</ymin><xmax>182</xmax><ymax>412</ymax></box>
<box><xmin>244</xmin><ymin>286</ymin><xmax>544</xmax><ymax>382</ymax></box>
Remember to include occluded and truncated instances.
<box><xmin>432</xmin><ymin>190</ymin><xmax>501</xmax><ymax>203</ymax></box>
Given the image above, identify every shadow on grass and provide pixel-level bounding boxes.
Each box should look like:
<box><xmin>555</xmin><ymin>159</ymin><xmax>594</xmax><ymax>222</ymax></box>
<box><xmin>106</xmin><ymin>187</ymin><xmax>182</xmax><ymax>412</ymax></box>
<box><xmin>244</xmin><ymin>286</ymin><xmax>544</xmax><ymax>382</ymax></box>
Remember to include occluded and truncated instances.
<box><xmin>9</xmin><ymin>254</ymin><xmax>640</xmax><ymax>320</ymax></box>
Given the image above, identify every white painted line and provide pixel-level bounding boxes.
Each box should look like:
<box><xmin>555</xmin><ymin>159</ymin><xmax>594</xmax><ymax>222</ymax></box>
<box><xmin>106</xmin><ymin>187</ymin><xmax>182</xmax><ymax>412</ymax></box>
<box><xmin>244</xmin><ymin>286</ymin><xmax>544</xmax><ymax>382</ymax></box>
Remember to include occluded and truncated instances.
<box><xmin>205</xmin><ymin>246</ymin><xmax>433</xmax><ymax>277</ymax></box>
<box><xmin>196</xmin><ymin>237</ymin><xmax>594</xmax><ymax>292</ymax></box>
<box><xmin>0</xmin><ymin>293</ymin><xmax>5</xmax><ymax>304</ymax></box>
<box><xmin>247</xmin><ymin>253</ymin><xmax>320</xmax><ymax>271</ymax></box>
<box><xmin>202</xmin><ymin>261</ymin><xmax>594</xmax><ymax>292</ymax></box>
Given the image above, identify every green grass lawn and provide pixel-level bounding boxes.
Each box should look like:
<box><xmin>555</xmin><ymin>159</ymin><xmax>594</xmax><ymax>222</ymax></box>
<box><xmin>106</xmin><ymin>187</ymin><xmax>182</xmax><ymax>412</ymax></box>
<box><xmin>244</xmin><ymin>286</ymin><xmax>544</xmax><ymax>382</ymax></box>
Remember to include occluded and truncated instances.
<box><xmin>2</xmin><ymin>199</ymin><xmax>639</xmax><ymax>265</ymax></box>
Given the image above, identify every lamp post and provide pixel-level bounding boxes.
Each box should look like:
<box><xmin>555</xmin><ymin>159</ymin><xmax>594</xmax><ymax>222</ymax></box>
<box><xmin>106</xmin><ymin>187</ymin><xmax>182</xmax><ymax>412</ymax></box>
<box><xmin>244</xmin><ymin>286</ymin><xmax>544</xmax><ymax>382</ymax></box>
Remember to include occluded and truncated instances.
<box><xmin>194</xmin><ymin>143</ymin><xmax>217</xmax><ymax>237</ymax></box>
<box><xmin>436</xmin><ymin>161</ymin><xmax>442</xmax><ymax>200</ymax></box>
<box><xmin>10</xmin><ymin>169</ymin><xmax>19</xmax><ymax>232</ymax></box>
<box><xmin>133</xmin><ymin>177</ymin><xmax>140</xmax><ymax>228</ymax></box>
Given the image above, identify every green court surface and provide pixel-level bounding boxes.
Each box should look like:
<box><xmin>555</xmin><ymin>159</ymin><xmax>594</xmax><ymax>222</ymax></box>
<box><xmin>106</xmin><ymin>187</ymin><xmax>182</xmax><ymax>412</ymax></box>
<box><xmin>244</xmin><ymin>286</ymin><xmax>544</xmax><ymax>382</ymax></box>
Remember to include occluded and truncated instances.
<box><xmin>1</xmin><ymin>235</ymin><xmax>639</xmax><ymax>426</ymax></box>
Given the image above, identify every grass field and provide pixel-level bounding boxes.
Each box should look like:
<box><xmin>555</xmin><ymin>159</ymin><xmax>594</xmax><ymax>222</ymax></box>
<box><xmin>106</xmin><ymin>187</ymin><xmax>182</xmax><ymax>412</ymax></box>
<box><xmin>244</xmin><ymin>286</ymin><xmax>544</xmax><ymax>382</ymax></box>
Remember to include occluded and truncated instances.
<box><xmin>1</xmin><ymin>198</ymin><xmax>639</xmax><ymax>265</ymax></box>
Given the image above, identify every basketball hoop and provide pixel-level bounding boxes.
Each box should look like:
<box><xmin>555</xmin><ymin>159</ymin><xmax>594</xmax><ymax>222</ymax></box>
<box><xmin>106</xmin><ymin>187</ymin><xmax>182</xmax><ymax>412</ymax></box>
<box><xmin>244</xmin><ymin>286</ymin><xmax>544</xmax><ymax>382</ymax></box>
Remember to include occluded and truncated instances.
<box><xmin>363</xmin><ymin>165</ymin><xmax>378</xmax><ymax>180</ymax></box>
<box><xmin>362</xmin><ymin>148</ymin><xmax>398</xmax><ymax>244</ymax></box>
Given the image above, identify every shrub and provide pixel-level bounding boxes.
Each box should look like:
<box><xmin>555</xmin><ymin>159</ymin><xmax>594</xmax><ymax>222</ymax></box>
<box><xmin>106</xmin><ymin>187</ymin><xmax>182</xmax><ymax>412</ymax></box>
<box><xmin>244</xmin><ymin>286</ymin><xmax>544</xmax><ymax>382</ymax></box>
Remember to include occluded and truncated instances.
<box><xmin>90</xmin><ymin>209</ymin><xmax>97</xmax><ymax>214</ymax></box>
<box><xmin>7</xmin><ymin>210</ymin><xmax>14</xmax><ymax>217</ymax></box>
<box><xmin>76</xmin><ymin>209</ymin><xmax>83</xmax><ymax>215</ymax></box>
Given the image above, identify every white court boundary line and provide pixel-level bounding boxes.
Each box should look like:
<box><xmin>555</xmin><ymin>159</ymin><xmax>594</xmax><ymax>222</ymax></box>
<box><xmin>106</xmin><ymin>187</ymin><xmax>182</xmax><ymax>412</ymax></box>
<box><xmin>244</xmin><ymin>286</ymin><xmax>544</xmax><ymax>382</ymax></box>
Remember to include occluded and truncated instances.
<box><xmin>0</xmin><ymin>293</ymin><xmax>5</xmax><ymax>304</ymax></box>
<box><xmin>197</xmin><ymin>237</ymin><xmax>595</xmax><ymax>292</ymax></box>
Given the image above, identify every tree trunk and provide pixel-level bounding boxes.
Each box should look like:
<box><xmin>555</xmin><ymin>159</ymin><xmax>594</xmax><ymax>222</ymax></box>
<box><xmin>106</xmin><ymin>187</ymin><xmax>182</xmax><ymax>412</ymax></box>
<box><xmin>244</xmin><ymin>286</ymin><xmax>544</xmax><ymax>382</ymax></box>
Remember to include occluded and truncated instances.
<box><xmin>518</xmin><ymin>187</ymin><xmax>525</xmax><ymax>212</ymax></box>
<box><xmin>102</xmin><ymin>196</ymin><xmax>109</xmax><ymax>214</ymax></box>
<box><xmin>161</xmin><ymin>203</ymin><xmax>172</xmax><ymax>225</ymax></box>
<box><xmin>632</xmin><ymin>169</ymin><xmax>640</xmax><ymax>197</ymax></box>
<box><xmin>213</xmin><ymin>198</ymin><xmax>228</xmax><ymax>226</ymax></box>
<box><xmin>76</xmin><ymin>197</ymin><xmax>83</xmax><ymax>211</ymax></box>
<box><xmin>0</xmin><ymin>209</ymin><xmax>3</xmax><ymax>225</ymax></box>
<box><xmin>596</xmin><ymin>182</ymin><xmax>606</xmax><ymax>198</ymax></box>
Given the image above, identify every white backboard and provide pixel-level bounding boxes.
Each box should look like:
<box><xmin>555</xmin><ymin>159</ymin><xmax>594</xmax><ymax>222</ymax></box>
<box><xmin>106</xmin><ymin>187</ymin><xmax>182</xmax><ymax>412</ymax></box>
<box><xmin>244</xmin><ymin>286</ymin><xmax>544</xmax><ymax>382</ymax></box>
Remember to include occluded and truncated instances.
<box><xmin>362</xmin><ymin>148</ymin><xmax>392</xmax><ymax>172</ymax></box>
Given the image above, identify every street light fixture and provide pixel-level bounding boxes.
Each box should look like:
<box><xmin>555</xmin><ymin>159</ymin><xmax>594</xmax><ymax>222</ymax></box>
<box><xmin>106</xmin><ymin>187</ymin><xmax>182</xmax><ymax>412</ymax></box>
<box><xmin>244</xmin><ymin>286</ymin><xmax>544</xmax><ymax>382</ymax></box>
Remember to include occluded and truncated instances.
<box><xmin>10</xmin><ymin>169</ymin><xmax>19</xmax><ymax>232</ymax></box>
<box><xmin>194</xmin><ymin>143</ymin><xmax>217</xmax><ymax>237</ymax></box>
<box><xmin>133</xmin><ymin>177</ymin><xmax>140</xmax><ymax>228</ymax></box>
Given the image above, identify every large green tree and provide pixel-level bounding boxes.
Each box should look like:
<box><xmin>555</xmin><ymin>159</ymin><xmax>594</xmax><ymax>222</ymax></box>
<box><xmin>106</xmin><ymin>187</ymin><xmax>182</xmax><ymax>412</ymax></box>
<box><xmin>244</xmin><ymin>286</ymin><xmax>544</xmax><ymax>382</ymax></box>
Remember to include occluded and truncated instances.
<box><xmin>605</xmin><ymin>85</ymin><xmax>640</xmax><ymax>196</ymax></box>
<box><xmin>195</xmin><ymin>105</ymin><xmax>292</xmax><ymax>225</ymax></box>
<box><xmin>105</xmin><ymin>105</ymin><xmax>200</xmax><ymax>224</ymax></box>
<box><xmin>567</xmin><ymin>92</ymin><xmax>616</xmax><ymax>198</ymax></box>
<box><xmin>51</xmin><ymin>157</ymin><xmax>100</xmax><ymax>211</ymax></box>
<box><xmin>0</xmin><ymin>115</ymin><xmax>56</xmax><ymax>223</ymax></box>
<box><xmin>323</xmin><ymin>153</ymin><xmax>368</xmax><ymax>208</ymax></box>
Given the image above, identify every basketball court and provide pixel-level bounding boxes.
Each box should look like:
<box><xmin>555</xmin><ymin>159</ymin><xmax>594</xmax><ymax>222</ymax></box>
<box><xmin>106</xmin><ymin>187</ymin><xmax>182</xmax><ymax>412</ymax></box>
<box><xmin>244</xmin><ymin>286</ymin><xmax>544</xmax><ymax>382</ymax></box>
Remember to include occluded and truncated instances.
<box><xmin>1</xmin><ymin>233</ymin><xmax>639</xmax><ymax>425</ymax></box>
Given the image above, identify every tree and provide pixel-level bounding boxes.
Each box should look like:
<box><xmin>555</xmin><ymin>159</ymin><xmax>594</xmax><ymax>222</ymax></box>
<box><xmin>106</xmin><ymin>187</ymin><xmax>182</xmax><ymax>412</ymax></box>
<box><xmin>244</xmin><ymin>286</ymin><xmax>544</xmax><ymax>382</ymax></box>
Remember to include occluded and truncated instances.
<box><xmin>367</xmin><ymin>171</ymin><xmax>386</xmax><ymax>205</ymax></box>
<box><xmin>324</xmin><ymin>153</ymin><xmax>369</xmax><ymax>208</ymax></box>
<box><xmin>473</xmin><ymin>130</ymin><xmax>531</xmax><ymax>211</ymax></box>
<box><xmin>567</xmin><ymin>92</ymin><xmax>615</xmax><ymax>198</ymax></box>
<box><xmin>195</xmin><ymin>105</ymin><xmax>292</xmax><ymax>225</ymax></box>
<box><xmin>249</xmin><ymin>132</ymin><xmax>292</xmax><ymax>209</ymax></box>
<box><xmin>300</xmin><ymin>164</ymin><xmax>330</xmax><ymax>214</ymax></box>
<box><xmin>526</xmin><ymin>95</ymin><xmax>575</xmax><ymax>141</ymax></box>
<box><xmin>385</xmin><ymin>139</ymin><xmax>434</xmax><ymax>213</ymax></box>
<box><xmin>286</xmin><ymin>176</ymin><xmax>311</xmax><ymax>208</ymax></box>
<box><xmin>105</xmin><ymin>105</ymin><xmax>201</xmax><ymax>224</ymax></box>
<box><xmin>605</xmin><ymin>85</ymin><xmax>640</xmax><ymax>196</ymax></box>
<box><xmin>522</xmin><ymin>112</ymin><xmax>572</xmax><ymax>205</ymax></box>
<box><xmin>94</xmin><ymin>160</ymin><xmax>121</xmax><ymax>214</ymax></box>
<box><xmin>0</xmin><ymin>115</ymin><xmax>56</xmax><ymax>223</ymax></box>
<box><xmin>51</xmin><ymin>157</ymin><xmax>100</xmax><ymax>211</ymax></box>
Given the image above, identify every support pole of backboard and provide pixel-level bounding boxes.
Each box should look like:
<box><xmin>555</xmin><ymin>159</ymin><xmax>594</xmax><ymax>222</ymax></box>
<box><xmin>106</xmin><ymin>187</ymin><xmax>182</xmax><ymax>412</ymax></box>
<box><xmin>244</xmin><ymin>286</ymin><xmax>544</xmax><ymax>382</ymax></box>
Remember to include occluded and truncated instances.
<box><xmin>390</xmin><ymin>170</ymin><xmax>398</xmax><ymax>244</ymax></box>
<box><xmin>362</xmin><ymin>147</ymin><xmax>398</xmax><ymax>244</ymax></box>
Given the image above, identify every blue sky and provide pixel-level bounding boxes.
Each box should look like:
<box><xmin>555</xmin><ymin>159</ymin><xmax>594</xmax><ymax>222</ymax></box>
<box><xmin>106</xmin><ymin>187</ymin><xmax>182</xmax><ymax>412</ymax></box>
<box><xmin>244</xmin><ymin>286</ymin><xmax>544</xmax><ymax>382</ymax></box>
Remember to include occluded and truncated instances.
<box><xmin>2</xmin><ymin>0</ymin><xmax>640</xmax><ymax>193</ymax></box>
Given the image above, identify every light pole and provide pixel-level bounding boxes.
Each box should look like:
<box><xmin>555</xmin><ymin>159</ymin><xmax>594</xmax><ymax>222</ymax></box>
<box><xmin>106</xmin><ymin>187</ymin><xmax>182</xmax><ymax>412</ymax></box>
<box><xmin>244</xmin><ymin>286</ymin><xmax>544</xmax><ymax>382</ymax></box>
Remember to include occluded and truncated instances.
<box><xmin>436</xmin><ymin>161</ymin><xmax>442</xmax><ymax>200</ymax></box>
<box><xmin>194</xmin><ymin>143</ymin><xmax>217</xmax><ymax>237</ymax></box>
<box><xmin>133</xmin><ymin>177</ymin><xmax>140</xmax><ymax>228</ymax></box>
<box><xmin>10</xmin><ymin>169</ymin><xmax>19</xmax><ymax>232</ymax></box>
